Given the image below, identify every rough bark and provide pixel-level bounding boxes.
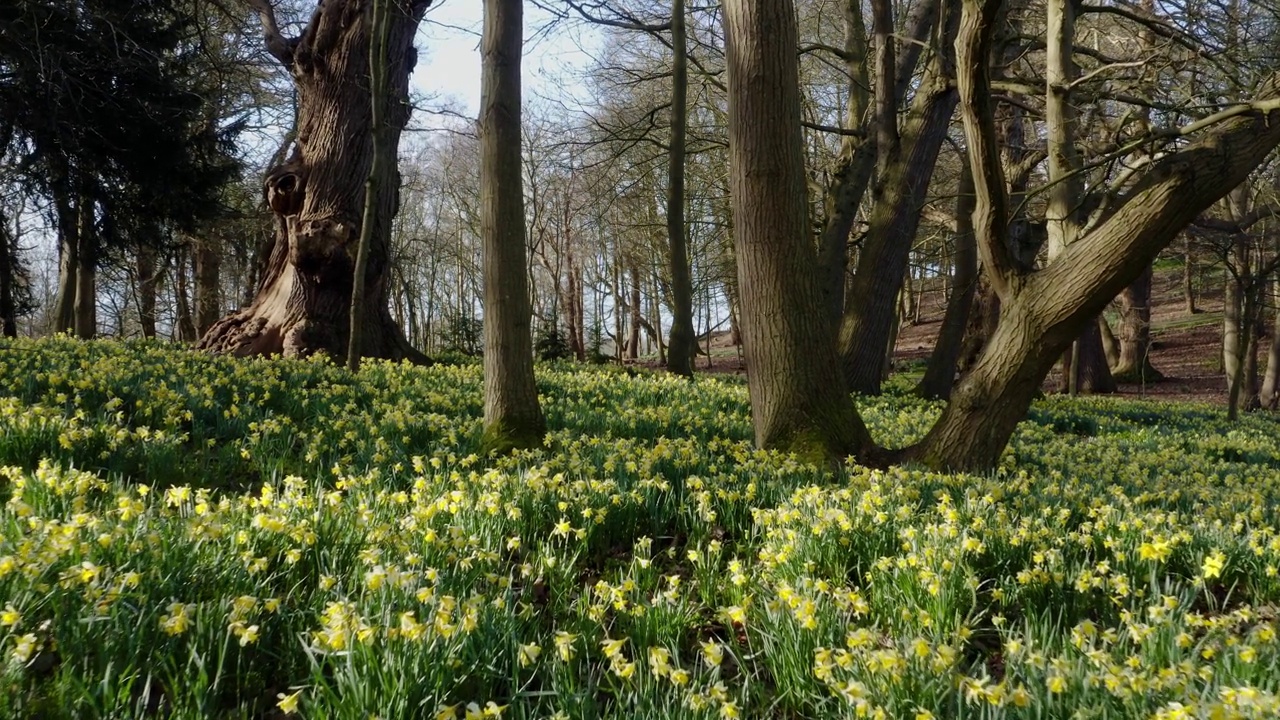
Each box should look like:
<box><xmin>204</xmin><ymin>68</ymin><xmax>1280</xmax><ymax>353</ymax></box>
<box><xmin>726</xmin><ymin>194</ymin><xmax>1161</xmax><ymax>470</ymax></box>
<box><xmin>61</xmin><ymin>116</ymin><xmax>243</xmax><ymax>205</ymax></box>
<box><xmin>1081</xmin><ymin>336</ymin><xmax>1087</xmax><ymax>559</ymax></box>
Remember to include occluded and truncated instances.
<box><xmin>665</xmin><ymin>0</ymin><xmax>696</xmax><ymax>377</ymax></box>
<box><xmin>918</xmin><ymin>162</ymin><xmax>977</xmax><ymax>400</ymax></box>
<box><xmin>1061</xmin><ymin>322</ymin><xmax>1116</xmax><ymax>394</ymax></box>
<box><xmin>479</xmin><ymin>0</ymin><xmax>545</xmax><ymax>453</ymax></box>
<box><xmin>1112</xmin><ymin>264</ymin><xmax>1162</xmax><ymax>382</ymax></box>
<box><xmin>724</xmin><ymin>0</ymin><xmax>873</xmax><ymax>464</ymax></box>
<box><xmin>199</xmin><ymin>0</ymin><xmax>432</xmax><ymax>361</ymax></box>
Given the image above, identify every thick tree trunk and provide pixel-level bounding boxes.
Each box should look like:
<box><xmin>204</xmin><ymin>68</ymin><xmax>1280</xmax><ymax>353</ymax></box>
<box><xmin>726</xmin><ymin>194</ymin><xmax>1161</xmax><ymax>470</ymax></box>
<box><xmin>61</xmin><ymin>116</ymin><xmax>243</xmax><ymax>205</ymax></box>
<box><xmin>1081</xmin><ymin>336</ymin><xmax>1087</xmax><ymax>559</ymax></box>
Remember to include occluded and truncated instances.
<box><xmin>1061</xmin><ymin>321</ymin><xmax>1116</xmax><ymax>393</ymax></box>
<box><xmin>199</xmin><ymin>0</ymin><xmax>431</xmax><ymax>361</ymax></box>
<box><xmin>1112</xmin><ymin>263</ymin><xmax>1162</xmax><ymax>382</ymax></box>
<box><xmin>480</xmin><ymin>0</ymin><xmax>545</xmax><ymax>453</ymax></box>
<box><xmin>918</xmin><ymin>162</ymin><xmax>976</xmax><ymax>400</ymax></box>
<box><xmin>664</xmin><ymin>0</ymin><xmax>696</xmax><ymax>377</ymax></box>
<box><xmin>837</xmin><ymin>1</ymin><xmax>958</xmax><ymax>395</ymax></box>
<box><xmin>136</xmin><ymin>244</ymin><xmax>159</xmax><ymax>339</ymax></box>
<box><xmin>724</xmin><ymin>0</ymin><xmax>873</xmax><ymax>464</ymax></box>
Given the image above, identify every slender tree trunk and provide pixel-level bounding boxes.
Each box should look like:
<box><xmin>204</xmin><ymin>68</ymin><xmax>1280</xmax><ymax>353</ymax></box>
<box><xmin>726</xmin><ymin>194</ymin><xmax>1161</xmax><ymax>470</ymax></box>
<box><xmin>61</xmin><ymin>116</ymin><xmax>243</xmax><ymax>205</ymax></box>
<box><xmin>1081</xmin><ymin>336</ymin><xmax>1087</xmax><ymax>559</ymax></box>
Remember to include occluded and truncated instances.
<box><xmin>73</xmin><ymin>197</ymin><xmax>96</xmax><ymax>339</ymax></box>
<box><xmin>175</xmin><ymin>246</ymin><xmax>197</xmax><ymax>342</ymax></box>
<box><xmin>1112</xmin><ymin>263</ymin><xmax>1162</xmax><ymax>382</ymax></box>
<box><xmin>723</xmin><ymin>0</ymin><xmax>873</xmax><ymax>464</ymax></box>
<box><xmin>200</xmin><ymin>0</ymin><xmax>432</xmax><ymax>361</ymax></box>
<box><xmin>136</xmin><ymin>245</ymin><xmax>159</xmax><ymax>339</ymax></box>
<box><xmin>628</xmin><ymin>267</ymin><xmax>641</xmax><ymax>360</ymax></box>
<box><xmin>1183</xmin><ymin>236</ymin><xmax>1199</xmax><ymax>314</ymax></box>
<box><xmin>479</xmin><ymin>0</ymin><xmax>545</xmax><ymax>452</ymax></box>
<box><xmin>0</xmin><ymin>209</ymin><xmax>16</xmax><ymax>338</ymax></box>
<box><xmin>1260</xmin><ymin>274</ymin><xmax>1280</xmax><ymax>409</ymax></box>
<box><xmin>664</xmin><ymin>0</ymin><xmax>696</xmax><ymax>377</ymax></box>
<box><xmin>1098</xmin><ymin>314</ymin><xmax>1119</xmax><ymax>369</ymax></box>
<box><xmin>918</xmin><ymin>162</ymin><xmax>976</xmax><ymax>399</ymax></box>
<box><xmin>192</xmin><ymin>239</ymin><xmax>221</xmax><ymax>337</ymax></box>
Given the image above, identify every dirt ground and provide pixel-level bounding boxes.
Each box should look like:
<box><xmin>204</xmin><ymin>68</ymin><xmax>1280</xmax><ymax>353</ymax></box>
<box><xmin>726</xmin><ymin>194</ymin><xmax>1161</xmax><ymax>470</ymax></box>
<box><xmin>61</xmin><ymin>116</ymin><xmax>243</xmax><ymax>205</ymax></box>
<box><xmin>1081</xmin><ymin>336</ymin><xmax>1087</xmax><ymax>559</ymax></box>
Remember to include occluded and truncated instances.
<box><xmin>651</xmin><ymin>264</ymin><xmax>1246</xmax><ymax>409</ymax></box>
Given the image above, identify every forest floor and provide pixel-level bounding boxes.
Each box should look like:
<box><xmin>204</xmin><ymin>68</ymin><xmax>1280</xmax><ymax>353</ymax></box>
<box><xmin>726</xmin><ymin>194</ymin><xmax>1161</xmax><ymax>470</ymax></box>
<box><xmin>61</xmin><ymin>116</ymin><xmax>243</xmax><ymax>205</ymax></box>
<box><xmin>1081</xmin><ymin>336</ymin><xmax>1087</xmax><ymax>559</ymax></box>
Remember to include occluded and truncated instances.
<box><xmin>667</xmin><ymin>263</ymin><xmax>1236</xmax><ymax>407</ymax></box>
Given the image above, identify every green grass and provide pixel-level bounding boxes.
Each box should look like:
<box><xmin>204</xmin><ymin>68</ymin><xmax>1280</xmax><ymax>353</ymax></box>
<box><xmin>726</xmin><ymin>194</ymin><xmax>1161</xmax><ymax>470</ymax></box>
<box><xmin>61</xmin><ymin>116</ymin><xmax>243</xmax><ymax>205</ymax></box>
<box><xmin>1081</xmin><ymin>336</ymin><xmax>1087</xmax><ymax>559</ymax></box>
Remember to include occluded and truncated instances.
<box><xmin>0</xmin><ymin>337</ymin><xmax>1279</xmax><ymax>719</ymax></box>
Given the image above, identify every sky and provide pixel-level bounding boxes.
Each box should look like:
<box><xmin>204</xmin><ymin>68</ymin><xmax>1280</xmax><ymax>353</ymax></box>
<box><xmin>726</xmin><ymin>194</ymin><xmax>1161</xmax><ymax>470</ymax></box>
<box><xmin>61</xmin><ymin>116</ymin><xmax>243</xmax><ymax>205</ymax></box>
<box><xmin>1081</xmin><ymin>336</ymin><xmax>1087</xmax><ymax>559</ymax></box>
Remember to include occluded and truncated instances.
<box><xmin>412</xmin><ymin>0</ymin><xmax>598</xmax><ymax>122</ymax></box>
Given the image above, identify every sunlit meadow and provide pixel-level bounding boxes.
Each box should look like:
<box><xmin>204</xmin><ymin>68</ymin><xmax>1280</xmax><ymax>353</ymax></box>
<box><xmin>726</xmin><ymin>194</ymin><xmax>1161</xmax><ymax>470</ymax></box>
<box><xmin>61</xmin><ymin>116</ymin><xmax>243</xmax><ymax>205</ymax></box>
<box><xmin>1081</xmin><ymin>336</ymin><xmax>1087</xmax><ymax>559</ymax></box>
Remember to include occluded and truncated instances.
<box><xmin>1</xmin><ymin>337</ymin><xmax>1279</xmax><ymax>718</ymax></box>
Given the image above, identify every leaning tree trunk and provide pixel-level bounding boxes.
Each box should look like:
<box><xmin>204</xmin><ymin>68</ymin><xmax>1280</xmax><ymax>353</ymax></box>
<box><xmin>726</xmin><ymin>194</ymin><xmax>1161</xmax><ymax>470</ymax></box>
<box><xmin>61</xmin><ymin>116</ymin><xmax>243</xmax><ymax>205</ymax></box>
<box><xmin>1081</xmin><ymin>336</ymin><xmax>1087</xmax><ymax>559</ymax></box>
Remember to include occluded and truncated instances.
<box><xmin>480</xmin><ymin>0</ymin><xmax>545</xmax><ymax>453</ymax></box>
<box><xmin>723</xmin><ymin>0</ymin><xmax>873</xmax><ymax>465</ymax></box>
<box><xmin>1112</xmin><ymin>263</ymin><xmax>1162</xmax><ymax>382</ymax></box>
<box><xmin>199</xmin><ymin>0</ymin><xmax>432</xmax><ymax>360</ymax></box>
<box><xmin>905</xmin><ymin>0</ymin><xmax>1280</xmax><ymax>471</ymax></box>
<box><xmin>665</xmin><ymin>0</ymin><xmax>697</xmax><ymax>377</ymax></box>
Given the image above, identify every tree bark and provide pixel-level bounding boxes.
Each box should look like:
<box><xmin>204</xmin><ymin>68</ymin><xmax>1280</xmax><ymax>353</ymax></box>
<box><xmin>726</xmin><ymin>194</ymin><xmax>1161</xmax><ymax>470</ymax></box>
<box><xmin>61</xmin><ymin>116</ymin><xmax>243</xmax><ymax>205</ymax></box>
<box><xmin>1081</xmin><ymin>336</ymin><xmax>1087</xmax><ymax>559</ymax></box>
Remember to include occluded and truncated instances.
<box><xmin>838</xmin><ymin>2</ymin><xmax>958</xmax><ymax>394</ymax></box>
<box><xmin>52</xmin><ymin>192</ymin><xmax>78</xmax><ymax>334</ymax></box>
<box><xmin>918</xmin><ymin>161</ymin><xmax>977</xmax><ymax>400</ymax></box>
<box><xmin>193</xmin><ymin>239</ymin><xmax>221</xmax><ymax>336</ymax></box>
<box><xmin>199</xmin><ymin>0</ymin><xmax>432</xmax><ymax>361</ymax></box>
<box><xmin>1183</xmin><ymin>236</ymin><xmax>1199</xmax><ymax>314</ymax></box>
<box><xmin>136</xmin><ymin>244</ymin><xmax>159</xmax><ymax>339</ymax></box>
<box><xmin>174</xmin><ymin>246</ymin><xmax>197</xmax><ymax>342</ymax></box>
<box><xmin>0</xmin><ymin>207</ymin><xmax>16</xmax><ymax>338</ymax></box>
<box><xmin>664</xmin><ymin>0</ymin><xmax>696</xmax><ymax>377</ymax></box>
<box><xmin>724</xmin><ymin>0</ymin><xmax>873</xmax><ymax>464</ymax></box>
<box><xmin>1112</xmin><ymin>263</ymin><xmax>1162</xmax><ymax>382</ymax></box>
<box><xmin>1260</xmin><ymin>274</ymin><xmax>1280</xmax><ymax>409</ymax></box>
<box><xmin>480</xmin><ymin>0</ymin><xmax>546</xmax><ymax>453</ymax></box>
<box><xmin>73</xmin><ymin>196</ymin><xmax>97</xmax><ymax>339</ymax></box>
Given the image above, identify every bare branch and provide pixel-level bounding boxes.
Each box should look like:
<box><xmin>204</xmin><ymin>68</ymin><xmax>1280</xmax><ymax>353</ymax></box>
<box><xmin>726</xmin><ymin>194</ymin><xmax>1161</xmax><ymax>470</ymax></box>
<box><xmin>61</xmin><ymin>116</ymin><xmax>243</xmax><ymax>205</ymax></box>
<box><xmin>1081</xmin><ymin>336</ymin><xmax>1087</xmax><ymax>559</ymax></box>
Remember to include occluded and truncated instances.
<box><xmin>246</xmin><ymin>0</ymin><xmax>294</xmax><ymax>66</ymax></box>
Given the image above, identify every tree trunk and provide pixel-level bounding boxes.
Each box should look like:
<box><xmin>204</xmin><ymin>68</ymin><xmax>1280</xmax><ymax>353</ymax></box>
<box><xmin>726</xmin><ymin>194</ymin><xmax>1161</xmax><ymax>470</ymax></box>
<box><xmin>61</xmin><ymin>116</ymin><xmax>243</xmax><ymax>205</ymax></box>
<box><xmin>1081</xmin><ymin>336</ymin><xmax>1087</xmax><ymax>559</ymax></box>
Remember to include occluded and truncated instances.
<box><xmin>193</xmin><ymin>238</ymin><xmax>221</xmax><ymax>337</ymax></box>
<box><xmin>174</xmin><ymin>246</ymin><xmax>197</xmax><ymax>342</ymax></box>
<box><xmin>1183</xmin><ymin>236</ymin><xmax>1199</xmax><ymax>314</ymax></box>
<box><xmin>1061</xmin><ymin>321</ymin><xmax>1116</xmax><ymax>393</ymax></box>
<box><xmin>837</xmin><ymin>0</ymin><xmax>958</xmax><ymax>395</ymax></box>
<box><xmin>1098</xmin><ymin>314</ymin><xmax>1119</xmax><ymax>369</ymax></box>
<box><xmin>1260</xmin><ymin>274</ymin><xmax>1280</xmax><ymax>409</ymax></box>
<box><xmin>906</xmin><ymin>0</ymin><xmax>1280</xmax><ymax>471</ymax></box>
<box><xmin>479</xmin><ymin>0</ymin><xmax>545</xmax><ymax>453</ymax></box>
<box><xmin>628</xmin><ymin>267</ymin><xmax>641</xmax><ymax>360</ymax></box>
<box><xmin>199</xmin><ymin>0</ymin><xmax>431</xmax><ymax>361</ymax></box>
<box><xmin>723</xmin><ymin>0</ymin><xmax>873</xmax><ymax>464</ymax></box>
<box><xmin>664</xmin><ymin>0</ymin><xmax>696</xmax><ymax>377</ymax></box>
<box><xmin>73</xmin><ymin>197</ymin><xmax>97</xmax><ymax>339</ymax></box>
<box><xmin>136</xmin><ymin>244</ymin><xmax>159</xmax><ymax>339</ymax></box>
<box><xmin>0</xmin><ymin>209</ymin><xmax>16</xmax><ymax>338</ymax></box>
<box><xmin>918</xmin><ymin>161</ymin><xmax>976</xmax><ymax>399</ymax></box>
<box><xmin>1112</xmin><ymin>263</ymin><xmax>1162</xmax><ymax>382</ymax></box>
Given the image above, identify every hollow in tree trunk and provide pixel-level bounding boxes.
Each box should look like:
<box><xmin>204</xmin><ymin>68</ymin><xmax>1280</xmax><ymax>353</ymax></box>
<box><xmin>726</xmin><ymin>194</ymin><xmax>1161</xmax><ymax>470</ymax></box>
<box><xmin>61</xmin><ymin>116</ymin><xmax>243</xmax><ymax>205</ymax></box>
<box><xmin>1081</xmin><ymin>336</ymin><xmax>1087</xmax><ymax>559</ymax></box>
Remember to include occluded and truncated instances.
<box><xmin>199</xmin><ymin>0</ymin><xmax>432</xmax><ymax>361</ymax></box>
<box><xmin>479</xmin><ymin>0</ymin><xmax>545</xmax><ymax>453</ymax></box>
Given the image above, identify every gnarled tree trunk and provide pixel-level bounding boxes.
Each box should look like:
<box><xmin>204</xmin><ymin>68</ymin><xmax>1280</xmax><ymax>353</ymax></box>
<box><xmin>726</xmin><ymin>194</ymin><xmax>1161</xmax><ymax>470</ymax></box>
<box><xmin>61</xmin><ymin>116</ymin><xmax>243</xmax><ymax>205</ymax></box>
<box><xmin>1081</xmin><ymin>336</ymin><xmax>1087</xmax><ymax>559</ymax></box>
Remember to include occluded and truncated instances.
<box><xmin>199</xmin><ymin>0</ymin><xmax>431</xmax><ymax>361</ymax></box>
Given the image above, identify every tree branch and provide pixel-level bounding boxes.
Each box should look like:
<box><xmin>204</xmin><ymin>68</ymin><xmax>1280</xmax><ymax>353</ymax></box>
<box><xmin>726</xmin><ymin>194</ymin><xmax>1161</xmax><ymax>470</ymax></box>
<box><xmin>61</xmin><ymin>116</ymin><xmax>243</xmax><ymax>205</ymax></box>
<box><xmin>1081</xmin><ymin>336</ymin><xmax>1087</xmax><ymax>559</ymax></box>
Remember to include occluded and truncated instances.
<box><xmin>246</xmin><ymin>0</ymin><xmax>294</xmax><ymax>66</ymax></box>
